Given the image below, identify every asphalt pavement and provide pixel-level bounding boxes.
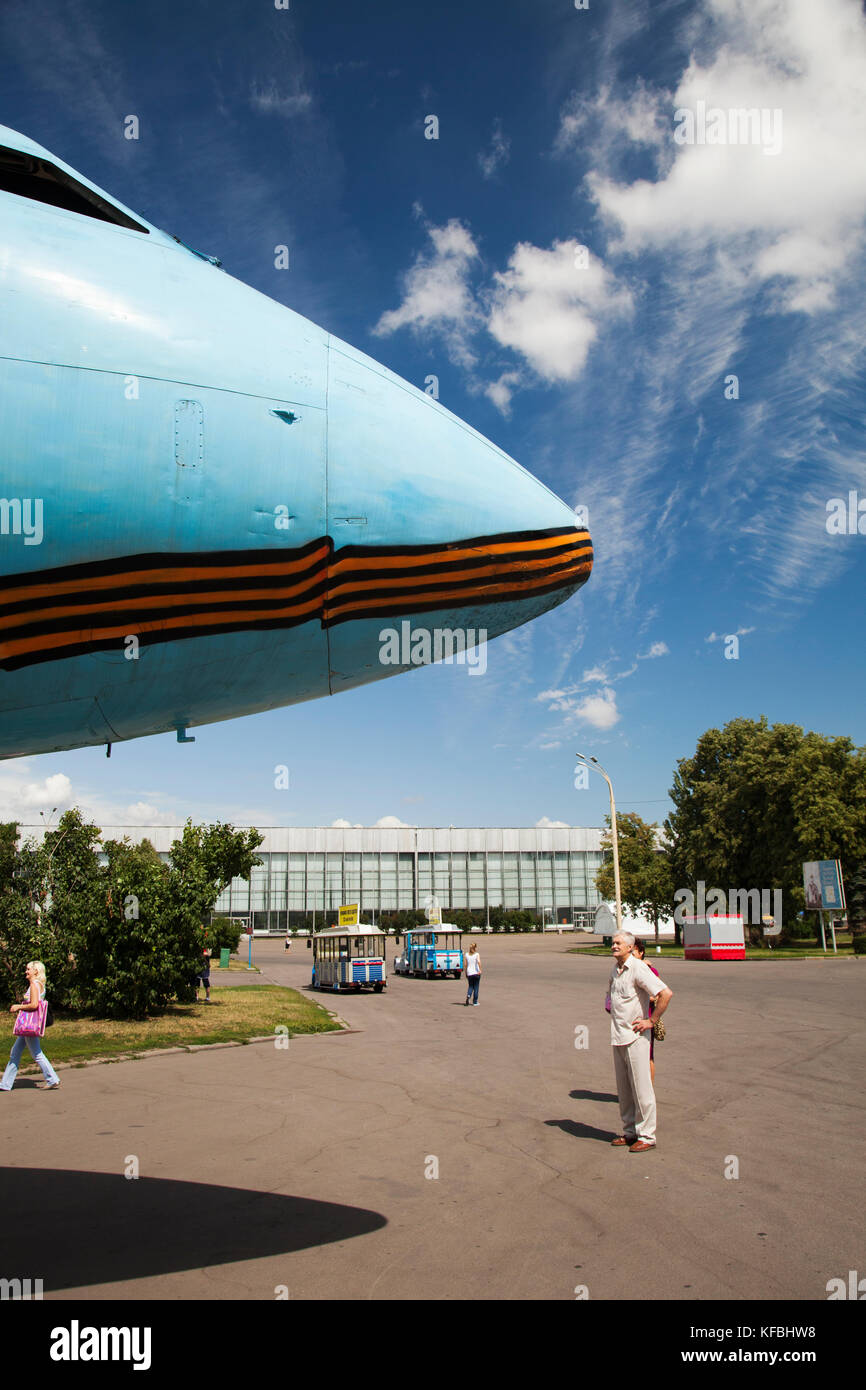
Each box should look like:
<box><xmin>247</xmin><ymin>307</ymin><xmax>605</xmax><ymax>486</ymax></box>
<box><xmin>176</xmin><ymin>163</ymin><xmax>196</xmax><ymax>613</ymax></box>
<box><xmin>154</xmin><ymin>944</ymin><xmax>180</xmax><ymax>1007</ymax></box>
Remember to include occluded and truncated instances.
<box><xmin>2</xmin><ymin>934</ymin><xmax>861</xmax><ymax>1301</ymax></box>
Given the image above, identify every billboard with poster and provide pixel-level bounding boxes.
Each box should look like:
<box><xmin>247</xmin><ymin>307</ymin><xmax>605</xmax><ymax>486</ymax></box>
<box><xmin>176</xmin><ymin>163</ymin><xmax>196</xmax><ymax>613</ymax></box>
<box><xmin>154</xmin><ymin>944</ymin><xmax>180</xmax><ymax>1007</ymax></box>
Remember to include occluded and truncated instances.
<box><xmin>802</xmin><ymin>861</ymin><xmax>845</xmax><ymax>912</ymax></box>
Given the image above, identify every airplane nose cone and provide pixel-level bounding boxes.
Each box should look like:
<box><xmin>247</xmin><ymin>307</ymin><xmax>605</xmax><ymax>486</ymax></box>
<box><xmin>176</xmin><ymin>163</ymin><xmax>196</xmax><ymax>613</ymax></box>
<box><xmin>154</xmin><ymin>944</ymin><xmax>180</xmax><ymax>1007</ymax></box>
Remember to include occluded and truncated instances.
<box><xmin>324</xmin><ymin>339</ymin><xmax>591</xmax><ymax>688</ymax></box>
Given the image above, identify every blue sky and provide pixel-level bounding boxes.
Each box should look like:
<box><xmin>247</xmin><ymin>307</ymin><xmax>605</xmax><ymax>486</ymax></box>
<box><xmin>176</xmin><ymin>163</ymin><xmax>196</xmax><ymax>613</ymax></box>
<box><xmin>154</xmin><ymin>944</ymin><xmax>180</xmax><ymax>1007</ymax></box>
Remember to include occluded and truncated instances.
<box><xmin>1</xmin><ymin>0</ymin><xmax>864</xmax><ymax>834</ymax></box>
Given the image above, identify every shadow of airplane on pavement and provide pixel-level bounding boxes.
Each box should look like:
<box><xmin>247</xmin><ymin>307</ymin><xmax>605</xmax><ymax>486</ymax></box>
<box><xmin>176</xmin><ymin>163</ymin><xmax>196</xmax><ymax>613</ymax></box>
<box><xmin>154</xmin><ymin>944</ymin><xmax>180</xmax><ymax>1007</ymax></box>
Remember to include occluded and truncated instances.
<box><xmin>0</xmin><ymin>1169</ymin><xmax>387</xmax><ymax>1292</ymax></box>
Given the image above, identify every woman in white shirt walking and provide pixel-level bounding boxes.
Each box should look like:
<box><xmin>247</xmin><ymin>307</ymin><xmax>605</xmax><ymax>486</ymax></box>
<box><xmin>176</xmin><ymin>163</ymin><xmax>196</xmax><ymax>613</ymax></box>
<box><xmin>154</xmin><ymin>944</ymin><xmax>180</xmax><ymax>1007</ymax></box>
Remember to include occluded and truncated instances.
<box><xmin>465</xmin><ymin>942</ymin><xmax>481</xmax><ymax>1005</ymax></box>
<box><xmin>1</xmin><ymin>961</ymin><xmax>60</xmax><ymax>1090</ymax></box>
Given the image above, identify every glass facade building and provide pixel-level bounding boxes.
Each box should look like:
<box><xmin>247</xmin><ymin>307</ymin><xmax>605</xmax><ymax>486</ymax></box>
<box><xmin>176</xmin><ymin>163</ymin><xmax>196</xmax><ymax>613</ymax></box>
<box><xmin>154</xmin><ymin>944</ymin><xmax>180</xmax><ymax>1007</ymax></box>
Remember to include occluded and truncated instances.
<box><xmin>86</xmin><ymin>824</ymin><xmax>605</xmax><ymax>932</ymax></box>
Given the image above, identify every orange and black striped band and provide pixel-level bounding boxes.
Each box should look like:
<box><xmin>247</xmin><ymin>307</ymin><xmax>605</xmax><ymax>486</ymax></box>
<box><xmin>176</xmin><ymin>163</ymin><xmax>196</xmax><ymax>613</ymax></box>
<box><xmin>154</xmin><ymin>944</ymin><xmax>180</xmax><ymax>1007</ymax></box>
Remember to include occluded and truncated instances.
<box><xmin>0</xmin><ymin>527</ymin><xmax>592</xmax><ymax>670</ymax></box>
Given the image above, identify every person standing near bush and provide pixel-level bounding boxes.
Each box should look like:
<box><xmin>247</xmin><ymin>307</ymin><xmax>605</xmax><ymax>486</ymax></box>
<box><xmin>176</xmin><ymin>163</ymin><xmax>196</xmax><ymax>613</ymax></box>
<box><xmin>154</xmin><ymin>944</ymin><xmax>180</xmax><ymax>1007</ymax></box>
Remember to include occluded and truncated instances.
<box><xmin>195</xmin><ymin>948</ymin><xmax>212</xmax><ymax>1003</ymax></box>
<box><xmin>465</xmin><ymin>941</ymin><xmax>481</xmax><ymax>1005</ymax></box>
<box><xmin>0</xmin><ymin>961</ymin><xmax>60</xmax><ymax>1091</ymax></box>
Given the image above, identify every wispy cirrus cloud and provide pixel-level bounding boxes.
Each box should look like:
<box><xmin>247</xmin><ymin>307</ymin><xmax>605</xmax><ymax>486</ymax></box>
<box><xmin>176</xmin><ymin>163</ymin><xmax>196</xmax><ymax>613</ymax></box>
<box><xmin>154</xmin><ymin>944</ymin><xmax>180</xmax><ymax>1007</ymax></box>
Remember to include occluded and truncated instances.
<box><xmin>478</xmin><ymin>118</ymin><xmax>510</xmax><ymax>179</ymax></box>
<box><xmin>535</xmin><ymin>631</ymin><xmax>670</xmax><ymax>736</ymax></box>
<box><xmin>249</xmin><ymin>80</ymin><xmax>313</xmax><ymax>116</ymax></box>
<box><xmin>705</xmin><ymin>627</ymin><xmax>755</xmax><ymax>642</ymax></box>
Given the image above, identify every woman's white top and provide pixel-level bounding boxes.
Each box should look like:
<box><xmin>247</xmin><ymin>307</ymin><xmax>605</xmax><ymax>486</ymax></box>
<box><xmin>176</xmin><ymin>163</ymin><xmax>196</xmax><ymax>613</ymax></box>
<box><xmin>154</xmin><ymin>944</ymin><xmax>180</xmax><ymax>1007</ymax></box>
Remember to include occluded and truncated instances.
<box><xmin>466</xmin><ymin>952</ymin><xmax>481</xmax><ymax>975</ymax></box>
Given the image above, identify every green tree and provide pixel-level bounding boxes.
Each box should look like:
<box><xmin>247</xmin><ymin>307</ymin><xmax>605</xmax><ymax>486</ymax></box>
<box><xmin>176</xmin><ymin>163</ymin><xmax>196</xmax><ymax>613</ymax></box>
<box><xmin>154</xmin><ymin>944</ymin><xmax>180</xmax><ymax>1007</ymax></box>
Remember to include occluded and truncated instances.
<box><xmin>665</xmin><ymin>717</ymin><xmax>866</xmax><ymax>944</ymax></box>
<box><xmin>0</xmin><ymin>813</ymin><xmax>266</xmax><ymax>1018</ymax></box>
<box><xmin>595</xmin><ymin>812</ymin><xmax>674</xmax><ymax>945</ymax></box>
<box><xmin>845</xmin><ymin>864</ymin><xmax>866</xmax><ymax>950</ymax></box>
<box><xmin>84</xmin><ymin>835</ymin><xmax>188</xmax><ymax>1018</ymax></box>
<box><xmin>1</xmin><ymin>810</ymin><xmax>104</xmax><ymax>1008</ymax></box>
<box><xmin>169</xmin><ymin>821</ymin><xmax>263</xmax><ymax>903</ymax></box>
<box><xmin>0</xmin><ymin>820</ymin><xmax>53</xmax><ymax>1007</ymax></box>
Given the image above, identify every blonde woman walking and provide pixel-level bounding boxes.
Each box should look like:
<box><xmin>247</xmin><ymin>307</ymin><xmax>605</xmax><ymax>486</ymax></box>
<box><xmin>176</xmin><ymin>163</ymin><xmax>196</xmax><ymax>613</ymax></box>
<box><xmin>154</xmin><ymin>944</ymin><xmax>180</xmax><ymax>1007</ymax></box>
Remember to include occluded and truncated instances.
<box><xmin>464</xmin><ymin>941</ymin><xmax>481</xmax><ymax>1005</ymax></box>
<box><xmin>1</xmin><ymin>961</ymin><xmax>60</xmax><ymax>1090</ymax></box>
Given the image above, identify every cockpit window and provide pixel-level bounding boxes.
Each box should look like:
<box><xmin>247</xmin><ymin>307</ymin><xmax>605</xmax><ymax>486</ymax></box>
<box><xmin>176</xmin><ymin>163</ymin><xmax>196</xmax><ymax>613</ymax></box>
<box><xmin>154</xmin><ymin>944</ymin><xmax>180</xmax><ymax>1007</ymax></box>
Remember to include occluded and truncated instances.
<box><xmin>0</xmin><ymin>145</ymin><xmax>149</xmax><ymax>232</ymax></box>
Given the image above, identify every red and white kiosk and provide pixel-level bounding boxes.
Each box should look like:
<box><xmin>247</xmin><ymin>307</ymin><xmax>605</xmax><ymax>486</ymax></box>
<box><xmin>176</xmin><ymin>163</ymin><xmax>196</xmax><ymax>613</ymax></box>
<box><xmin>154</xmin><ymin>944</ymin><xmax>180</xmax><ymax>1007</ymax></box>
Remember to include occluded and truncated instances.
<box><xmin>683</xmin><ymin>914</ymin><xmax>746</xmax><ymax>961</ymax></box>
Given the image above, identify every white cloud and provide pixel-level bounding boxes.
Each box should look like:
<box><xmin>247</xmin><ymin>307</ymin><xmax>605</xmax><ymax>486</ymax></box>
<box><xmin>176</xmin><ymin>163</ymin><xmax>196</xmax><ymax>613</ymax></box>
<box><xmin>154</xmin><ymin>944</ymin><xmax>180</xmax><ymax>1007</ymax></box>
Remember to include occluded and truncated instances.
<box><xmin>586</xmin><ymin>0</ymin><xmax>866</xmax><ymax>313</ymax></box>
<box><xmin>374</xmin><ymin>815</ymin><xmax>411</xmax><ymax>828</ymax></box>
<box><xmin>478</xmin><ymin>119</ymin><xmax>511</xmax><ymax>179</ymax></box>
<box><xmin>638</xmin><ymin>641</ymin><xmax>669</xmax><ymax>659</ymax></box>
<box><xmin>331</xmin><ymin>818</ymin><xmax>363</xmax><ymax>828</ymax></box>
<box><xmin>122</xmin><ymin>801</ymin><xmax>182</xmax><ymax>826</ymax></box>
<box><xmin>535</xmin><ymin>817</ymin><xmax>570</xmax><ymax>828</ymax></box>
<box><xmin>483</xmin><ymin>369</ymin><xmax>522</xmax><ymax>414</ymax></box>
<box><xmin>574</xmin><ymin>688</ymin><xmax>620</xmax><ymax>730</ymax></box>
<box><xmin>486</xmin><ymin>240</ymin><xmax>632</xmax><ymax>383</ymax></box>
<box><xmin>0</xmin><ymin>771</ymin><xmax>73</xmax><ymax>818</ymax></box>
<box><xmin>0</xmin><ymin>772</ymin><xmax>186</xmax><ymax>822</ymax></box>
<box><xmin>0</xmin><ymin>767</ymin><xmax>235</xmax><ymax>834</ymax></box>
<box><xmin>373</xmin><ymin>219</ymin><xmax>482</xmax><ymax>368</ymax></box>
<box><xmin>557</xmin><ymin>80</ymin><xmax>673</xmax><ymax>157</ymax></box>
<box><xmin>374</xmin><ymin>225</ymin><xmax>630</xmax><ymax>405</ymax></box>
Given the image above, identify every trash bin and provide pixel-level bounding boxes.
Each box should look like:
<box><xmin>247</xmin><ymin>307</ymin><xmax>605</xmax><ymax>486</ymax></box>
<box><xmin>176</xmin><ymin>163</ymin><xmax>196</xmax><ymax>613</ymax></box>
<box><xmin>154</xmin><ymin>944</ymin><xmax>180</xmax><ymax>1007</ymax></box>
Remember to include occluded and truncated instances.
<box><xmin>219</xmin><ymin>947</ymin><xmax>230</xmax><ymax>969</ymax></box>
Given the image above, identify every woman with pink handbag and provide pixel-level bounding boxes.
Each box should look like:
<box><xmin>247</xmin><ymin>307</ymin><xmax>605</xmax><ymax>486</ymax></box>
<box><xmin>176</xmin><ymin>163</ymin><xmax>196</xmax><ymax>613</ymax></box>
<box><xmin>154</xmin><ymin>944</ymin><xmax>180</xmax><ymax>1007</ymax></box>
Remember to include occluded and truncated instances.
<box><xmin>0</xmin><ymin>961</ymin><xmax>60</xmax><ymax>1090</ymax></box>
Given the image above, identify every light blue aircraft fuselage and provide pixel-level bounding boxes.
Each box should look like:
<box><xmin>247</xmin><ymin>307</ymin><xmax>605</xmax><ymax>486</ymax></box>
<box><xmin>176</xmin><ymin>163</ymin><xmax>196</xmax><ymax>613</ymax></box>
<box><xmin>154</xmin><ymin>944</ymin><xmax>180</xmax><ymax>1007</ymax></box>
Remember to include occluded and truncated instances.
<box><xmin>0</xmin><ymin>125</ymin><xmax>591</xmax><ymax>758</ymax></box>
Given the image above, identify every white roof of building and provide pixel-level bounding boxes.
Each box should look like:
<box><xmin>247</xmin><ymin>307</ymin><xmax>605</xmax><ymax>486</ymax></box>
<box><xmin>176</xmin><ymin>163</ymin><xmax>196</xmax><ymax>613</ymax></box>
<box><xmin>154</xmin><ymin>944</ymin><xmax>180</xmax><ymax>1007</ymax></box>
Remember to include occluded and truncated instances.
<box><xmin>20</xmin><ymin>824</ymin><xmax>606</xmax><ymax>853</ymax></box>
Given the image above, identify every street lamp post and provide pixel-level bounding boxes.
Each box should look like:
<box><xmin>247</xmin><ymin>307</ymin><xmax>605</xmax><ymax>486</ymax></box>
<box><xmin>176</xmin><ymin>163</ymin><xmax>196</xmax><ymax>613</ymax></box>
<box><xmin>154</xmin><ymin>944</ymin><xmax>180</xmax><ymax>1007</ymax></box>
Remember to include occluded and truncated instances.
<box><xmin>576</xmin><ymin>754</ymin><xmax>622</xmax><ymax>935</ymax></box>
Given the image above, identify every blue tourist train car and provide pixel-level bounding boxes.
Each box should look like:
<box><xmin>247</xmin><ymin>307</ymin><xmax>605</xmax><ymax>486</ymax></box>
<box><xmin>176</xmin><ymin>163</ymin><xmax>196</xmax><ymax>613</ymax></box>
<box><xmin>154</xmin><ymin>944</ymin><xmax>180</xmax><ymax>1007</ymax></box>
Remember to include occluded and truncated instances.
<box><xmin>394</xmin><ymin>927</ymin><xmax>464</xmax><ymax>979</ymax></box>
<box><xmin>310</xmin><ymin>926</ymin><xmax>387</xmax><ymax>993</ymax></box>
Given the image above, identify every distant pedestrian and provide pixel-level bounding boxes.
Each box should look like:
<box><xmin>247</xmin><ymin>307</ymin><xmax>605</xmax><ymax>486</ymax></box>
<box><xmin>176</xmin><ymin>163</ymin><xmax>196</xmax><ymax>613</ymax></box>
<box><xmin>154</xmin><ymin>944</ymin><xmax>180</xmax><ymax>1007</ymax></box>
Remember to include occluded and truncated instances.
<box><xmin>1</xmin><ymin>961</ymin><xmax>60</xmax><ymax>1091</ymax></box>
<box><xmin>195</xmin><ymin>949</ymin><xmax>212</xmax><ymax>1003</ymax></box>
<box><xmin>284</xmin><ymin>933</ymin><xmax>292</xmax><ymax>953</ymax></box>
<box><xmin>465</xmin><ymin>941</ymin><xmax>481</xmax><ymax>1005</ymax></box>
<box><xmin>607</xmin><ymin>932</ymin><xmax>672</xmax><ymax>1152</ymax></box>
<box><xmin>632</xmin><ymin>939</ymin><xmax>661</xmax><ymax>1084</ymax></box>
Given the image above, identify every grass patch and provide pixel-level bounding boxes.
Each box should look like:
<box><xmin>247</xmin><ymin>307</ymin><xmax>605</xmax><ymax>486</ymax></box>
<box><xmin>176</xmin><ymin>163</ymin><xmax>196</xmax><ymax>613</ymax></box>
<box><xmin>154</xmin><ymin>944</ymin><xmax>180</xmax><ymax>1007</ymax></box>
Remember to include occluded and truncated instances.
<box><xmin>9</xmin><ymin>986</ymin><xmax>341</xmax><ymax>1069</ymax></box>
<box><xmin>211</xmin><ymin>959</ymin><xmax>260</xmax><ymax>972</ymax></box>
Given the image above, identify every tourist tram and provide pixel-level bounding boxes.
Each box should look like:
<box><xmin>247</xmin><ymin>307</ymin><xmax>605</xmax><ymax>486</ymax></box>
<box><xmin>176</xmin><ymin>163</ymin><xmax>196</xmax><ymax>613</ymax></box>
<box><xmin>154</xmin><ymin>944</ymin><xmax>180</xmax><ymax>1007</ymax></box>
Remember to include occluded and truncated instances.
<box><xmin>309</xmin><ymin>924</ymin><xmax>387</xmax><ymax>993</ymax></box>
<box><xmin>394</xmin><ymin>926</ymin><xmax>464</xmax><ymax>979</ymax></box>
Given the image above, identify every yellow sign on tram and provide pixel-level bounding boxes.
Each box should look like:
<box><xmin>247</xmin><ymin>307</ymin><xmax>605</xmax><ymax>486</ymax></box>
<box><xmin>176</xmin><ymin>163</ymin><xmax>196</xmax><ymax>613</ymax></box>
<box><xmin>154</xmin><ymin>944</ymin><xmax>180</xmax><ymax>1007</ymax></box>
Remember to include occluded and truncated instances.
<box><xmin>338</xmin><ymin>904</ymin><xmax>360</xmax><ymax>927</ymax></box>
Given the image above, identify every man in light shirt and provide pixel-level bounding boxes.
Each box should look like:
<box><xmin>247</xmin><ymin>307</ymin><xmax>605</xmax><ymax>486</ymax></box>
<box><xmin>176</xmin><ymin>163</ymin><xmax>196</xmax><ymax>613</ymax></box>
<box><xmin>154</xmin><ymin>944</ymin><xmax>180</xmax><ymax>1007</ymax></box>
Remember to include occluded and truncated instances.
<box><xmin>607</xmin><ymin>931</ymin><xmax>673</xmax><ymax>1153</ymax></box>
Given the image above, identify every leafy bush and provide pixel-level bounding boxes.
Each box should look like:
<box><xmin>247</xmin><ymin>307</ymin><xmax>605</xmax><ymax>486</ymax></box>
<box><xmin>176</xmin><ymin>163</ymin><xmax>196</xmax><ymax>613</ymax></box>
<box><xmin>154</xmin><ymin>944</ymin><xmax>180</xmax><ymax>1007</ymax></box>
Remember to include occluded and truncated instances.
<box><xmin>785</xmin><ymin>917</ymin><xmax>814</xmax><ymax>940</ymax></box>
<box><xmin>206</xmin><ymin>917</ymin><xmax>243</xmax><ymax>956</ymax></box>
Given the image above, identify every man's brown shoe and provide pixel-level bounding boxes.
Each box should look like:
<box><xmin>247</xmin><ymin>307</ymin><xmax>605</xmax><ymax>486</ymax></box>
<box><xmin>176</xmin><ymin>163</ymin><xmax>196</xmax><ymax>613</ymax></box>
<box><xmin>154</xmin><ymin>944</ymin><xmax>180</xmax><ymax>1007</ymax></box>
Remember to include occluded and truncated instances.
<box><xmin>629</xmin><ymin>1140</ymin><xmax>656</xmax><ymax>1153</ymax></box>
<box><xmin>611</xmin><ymin>1135</ymin><xmax>636</xmax><ymax>1146</ymax></box>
